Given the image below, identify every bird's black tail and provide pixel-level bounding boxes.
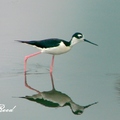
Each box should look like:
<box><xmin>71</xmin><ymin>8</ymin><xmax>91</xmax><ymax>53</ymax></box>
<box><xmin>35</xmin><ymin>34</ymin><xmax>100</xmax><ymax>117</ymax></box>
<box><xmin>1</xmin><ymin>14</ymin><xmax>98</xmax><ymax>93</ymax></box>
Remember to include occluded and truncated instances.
<box><xmin>15</xmin><ymin>40</ymin><xmax>37</xmax><ymax>46</ymax></box>
<box><xmin>15</xmin><ymin>40</ymin><xmax>30</xmax><ymax>44</ymax></box>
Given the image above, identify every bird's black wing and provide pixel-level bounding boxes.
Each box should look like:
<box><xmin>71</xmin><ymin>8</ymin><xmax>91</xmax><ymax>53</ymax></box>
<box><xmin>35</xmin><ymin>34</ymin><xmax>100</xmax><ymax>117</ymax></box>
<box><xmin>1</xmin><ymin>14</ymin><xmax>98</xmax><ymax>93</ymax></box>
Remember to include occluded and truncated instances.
<box><xmin>20</xmin><ymin>96</ymin><xmax>59</xmax><ymax>107</ymax></box>
<box><xmin>16</xmin><ymin>38</ymin><xmax>69</xmax><ymax>48</ymax></box>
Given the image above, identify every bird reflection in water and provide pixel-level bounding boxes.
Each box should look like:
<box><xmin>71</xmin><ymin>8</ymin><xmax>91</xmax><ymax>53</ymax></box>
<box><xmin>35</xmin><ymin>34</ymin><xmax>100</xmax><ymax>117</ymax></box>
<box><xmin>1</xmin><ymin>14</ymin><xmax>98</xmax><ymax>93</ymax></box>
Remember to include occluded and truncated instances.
<box><xmin>20</xmin><ymin>73</ymin><xmax>98</xmax><ymax>115</ymax></box>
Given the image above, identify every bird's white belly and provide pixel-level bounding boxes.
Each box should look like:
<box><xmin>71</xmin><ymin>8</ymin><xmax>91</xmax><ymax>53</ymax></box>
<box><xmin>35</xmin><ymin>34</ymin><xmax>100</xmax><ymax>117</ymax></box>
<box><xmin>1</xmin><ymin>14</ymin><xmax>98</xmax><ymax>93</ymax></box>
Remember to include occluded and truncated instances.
<box><xmin>43</xmin><ymin>46</ymin><xmax>71</xmax><ymax>55</ymax></box>
<box><xmin>39</xmin><ymin>42</ymin><xmax>71</xmax><ymax>55</ymax></box>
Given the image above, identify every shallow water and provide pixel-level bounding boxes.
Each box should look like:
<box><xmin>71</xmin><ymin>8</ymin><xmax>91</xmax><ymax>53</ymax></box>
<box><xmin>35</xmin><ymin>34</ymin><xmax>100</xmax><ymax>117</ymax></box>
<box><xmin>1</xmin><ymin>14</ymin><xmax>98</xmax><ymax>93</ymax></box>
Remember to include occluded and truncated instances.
<box><xmin>0</xmin><ymin>37</ymin><xmax>120</xmax><ymax>120</ymax></box>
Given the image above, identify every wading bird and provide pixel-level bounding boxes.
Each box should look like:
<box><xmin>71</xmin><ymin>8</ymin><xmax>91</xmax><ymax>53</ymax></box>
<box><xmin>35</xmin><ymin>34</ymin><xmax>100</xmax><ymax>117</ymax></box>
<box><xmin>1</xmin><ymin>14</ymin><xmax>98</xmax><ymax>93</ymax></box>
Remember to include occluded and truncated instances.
<box><xmin>16</xmin><ymin>32</ymin><xmax>98</xmax><ymax>73</ymax></box>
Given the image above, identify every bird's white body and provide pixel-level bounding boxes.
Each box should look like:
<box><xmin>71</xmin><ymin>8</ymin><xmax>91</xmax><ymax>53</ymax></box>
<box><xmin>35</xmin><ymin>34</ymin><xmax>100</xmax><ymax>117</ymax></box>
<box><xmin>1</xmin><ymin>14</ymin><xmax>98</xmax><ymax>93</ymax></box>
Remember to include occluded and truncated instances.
<box><xmin>37</xmin><ymin>41</ymin><xmax>71</xmax><ymax>55</ymax></box>
<box><xmin>33</xmin><ymin>36</ymin><xmax>83</xmax><ymax>55</ymax></box>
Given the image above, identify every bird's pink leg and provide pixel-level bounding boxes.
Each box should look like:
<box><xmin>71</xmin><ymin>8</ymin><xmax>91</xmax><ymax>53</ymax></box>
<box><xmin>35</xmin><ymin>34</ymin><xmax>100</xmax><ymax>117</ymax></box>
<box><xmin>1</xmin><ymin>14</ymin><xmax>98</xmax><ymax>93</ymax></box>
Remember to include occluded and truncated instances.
<box><xmin>50</xmin><ymin>55</ymin><xmax>54</xmax><ymax>73</ymax></box>
<box><xmin>24</xmin><ymin>51</ymin><xmax>41</xmax><ymax>72</ymax></box>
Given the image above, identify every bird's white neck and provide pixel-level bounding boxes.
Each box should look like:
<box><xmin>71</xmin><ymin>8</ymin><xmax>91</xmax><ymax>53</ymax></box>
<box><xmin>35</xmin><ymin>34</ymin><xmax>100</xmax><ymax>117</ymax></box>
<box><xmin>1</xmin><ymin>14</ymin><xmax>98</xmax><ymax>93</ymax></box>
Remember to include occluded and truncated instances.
<box><xmin>69</xmin><ymin>101</ymin><xmax>84</xmax><ymax>114</ymax></box>
<box><xmin>70</xmin><ymin>37</ymin><xmax>83</xmax><ymax>47</ymax></box>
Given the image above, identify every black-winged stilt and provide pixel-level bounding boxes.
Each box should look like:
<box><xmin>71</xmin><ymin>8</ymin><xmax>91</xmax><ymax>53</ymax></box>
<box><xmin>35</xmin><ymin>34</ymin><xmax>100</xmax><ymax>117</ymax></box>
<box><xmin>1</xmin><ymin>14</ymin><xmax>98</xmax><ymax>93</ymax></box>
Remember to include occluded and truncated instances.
<box><xmin>16</xmin><ymin>32</ymin><xmax>98</xmax><ymax>73</ymax></box>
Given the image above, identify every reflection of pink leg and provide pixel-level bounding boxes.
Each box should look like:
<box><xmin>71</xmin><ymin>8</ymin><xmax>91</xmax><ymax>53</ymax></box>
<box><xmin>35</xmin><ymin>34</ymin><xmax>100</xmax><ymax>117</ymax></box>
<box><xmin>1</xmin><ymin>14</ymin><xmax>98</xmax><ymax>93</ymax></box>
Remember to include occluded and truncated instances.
<box><xmin>50</xmin><ymin>72</ymin><xmax>55</xmax><ymax>90</ymax></box>
<box><xmin>50</xmin><ymin>55</ymin><xmax>54</xmax><ymax>73</ymax></box>
<box><xmin>24</xmin><ymin>72</ymin><xmax>41</xmax><ymax>94</ymax></box>
<box><xmin>24</xmin><ymin>51</ymin><xmax>41</xmax><ymax>72</ymax></box>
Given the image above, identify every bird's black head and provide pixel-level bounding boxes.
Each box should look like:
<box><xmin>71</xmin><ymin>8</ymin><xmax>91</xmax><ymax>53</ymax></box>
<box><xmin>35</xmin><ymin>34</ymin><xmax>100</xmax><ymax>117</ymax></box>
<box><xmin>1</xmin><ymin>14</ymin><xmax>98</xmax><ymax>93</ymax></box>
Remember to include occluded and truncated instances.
<box><xmin>72</xmin><ymin>32</ymin><xmax>83</xmax><ymax>39</ymax></box>
<box><xmin>70</xmin><ymin>32</ymin><xmax>98</xmax><ymax>46</ymax></box>
<box><xmin>72</xmin><ymin>109</ymin><xmax>84</xmax><ymax>115</ymax></box>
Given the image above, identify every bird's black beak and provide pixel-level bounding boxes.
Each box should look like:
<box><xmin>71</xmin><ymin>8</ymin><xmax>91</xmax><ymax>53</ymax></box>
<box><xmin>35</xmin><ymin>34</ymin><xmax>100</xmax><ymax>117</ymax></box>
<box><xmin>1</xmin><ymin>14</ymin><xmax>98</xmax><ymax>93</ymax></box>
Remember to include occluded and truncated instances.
<box><xmin>84</xmin><ymin>39</ymin><xmax>98</xmax><ymax>46</ymax></box>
